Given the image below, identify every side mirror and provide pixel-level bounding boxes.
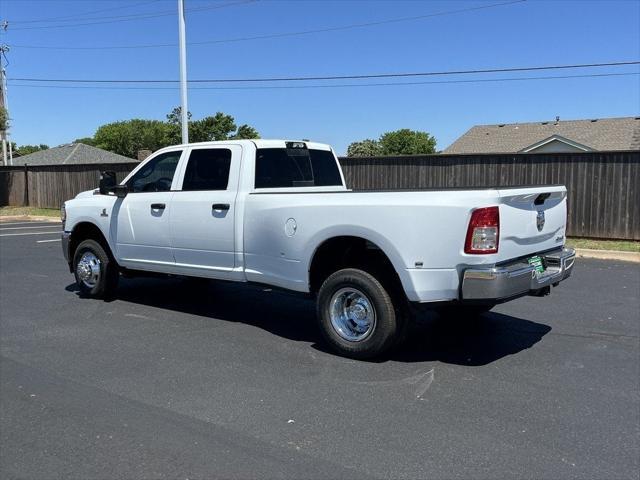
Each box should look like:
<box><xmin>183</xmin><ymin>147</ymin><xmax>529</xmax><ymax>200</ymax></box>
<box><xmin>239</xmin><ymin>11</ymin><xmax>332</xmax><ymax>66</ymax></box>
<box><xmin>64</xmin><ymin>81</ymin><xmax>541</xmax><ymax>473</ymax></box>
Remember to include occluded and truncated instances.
<box><xmin>99</xmin><ymin>171</ymin><xmax>117</xmax><ymax>195</ymax></box>
<box><xmin>112</xmin><ymin>185</ymin><xmax>129</xmax><ymax>198</ymax></box>
<box><xmin>99</xmin><ymin>171</ymin><xmax>128</xmax><ymax>198</ymax></box>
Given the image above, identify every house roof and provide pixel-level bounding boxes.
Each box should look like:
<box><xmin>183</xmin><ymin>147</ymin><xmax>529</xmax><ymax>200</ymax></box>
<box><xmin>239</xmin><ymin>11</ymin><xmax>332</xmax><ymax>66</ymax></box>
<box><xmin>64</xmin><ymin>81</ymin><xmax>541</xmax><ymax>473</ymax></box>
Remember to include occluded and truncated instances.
<box><xmin>443</xmin><ymin>116</ymin><xmax>640</xmax><ymax>154</ymax></box>
<box><xmin>13</xmin><ymin>143</ymin><xmax>136</xmax><ymax>165</ymax></box>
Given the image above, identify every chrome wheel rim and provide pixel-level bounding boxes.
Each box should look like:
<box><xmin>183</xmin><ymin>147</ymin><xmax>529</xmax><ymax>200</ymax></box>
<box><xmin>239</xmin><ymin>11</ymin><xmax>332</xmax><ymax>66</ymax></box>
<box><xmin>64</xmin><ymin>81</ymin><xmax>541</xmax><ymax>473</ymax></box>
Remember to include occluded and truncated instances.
<box><xmin>76</xmin><ymin>251</ymin><xmax>101</xmax><ymax>288</ymax></box>
<box><xmin>329</xmin><ymin>287</ymin><xmax>376</xmax><ymax>342</ymax></box>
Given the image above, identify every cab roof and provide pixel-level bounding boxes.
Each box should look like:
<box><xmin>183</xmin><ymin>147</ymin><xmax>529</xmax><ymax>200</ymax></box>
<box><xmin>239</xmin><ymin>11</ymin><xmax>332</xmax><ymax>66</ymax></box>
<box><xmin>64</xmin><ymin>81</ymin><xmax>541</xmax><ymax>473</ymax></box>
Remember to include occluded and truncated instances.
<box><xmin>169</xmin><ymin>139</ymin><xmax>332</xmax><ymax>151</ymax></box>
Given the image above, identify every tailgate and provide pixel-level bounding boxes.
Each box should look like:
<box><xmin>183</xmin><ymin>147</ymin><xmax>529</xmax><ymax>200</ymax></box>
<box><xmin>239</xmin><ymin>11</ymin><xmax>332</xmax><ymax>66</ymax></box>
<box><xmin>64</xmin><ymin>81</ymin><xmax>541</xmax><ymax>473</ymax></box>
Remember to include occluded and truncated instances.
<box><xmin>497</xmin><ymin>185</ymin><xmax>567</xmax><ymax>261</ymax></box>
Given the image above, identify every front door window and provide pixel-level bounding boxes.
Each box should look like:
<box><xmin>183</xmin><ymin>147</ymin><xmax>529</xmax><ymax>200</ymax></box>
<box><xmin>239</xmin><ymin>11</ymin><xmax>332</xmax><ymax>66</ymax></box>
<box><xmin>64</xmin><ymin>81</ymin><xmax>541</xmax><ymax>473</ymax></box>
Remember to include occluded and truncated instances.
<box><xmin>127</xmin><ymin>151</ymin><xmax>182</xmax><ymax>193</ymax></box>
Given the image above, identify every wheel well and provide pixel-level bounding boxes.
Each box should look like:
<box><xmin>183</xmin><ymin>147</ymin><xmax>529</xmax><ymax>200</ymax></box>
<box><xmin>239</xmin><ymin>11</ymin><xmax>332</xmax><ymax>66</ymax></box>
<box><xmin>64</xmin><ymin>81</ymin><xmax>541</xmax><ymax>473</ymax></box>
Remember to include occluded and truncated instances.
<box><xmin>69</xmin><ymin>222</ymin><xmax>114</xmax><ymax>264</ymax></box>
<box><xmin>308</xmin><ymin>236</ymin><xmax>405</xmax><ymax>300</ymax></box>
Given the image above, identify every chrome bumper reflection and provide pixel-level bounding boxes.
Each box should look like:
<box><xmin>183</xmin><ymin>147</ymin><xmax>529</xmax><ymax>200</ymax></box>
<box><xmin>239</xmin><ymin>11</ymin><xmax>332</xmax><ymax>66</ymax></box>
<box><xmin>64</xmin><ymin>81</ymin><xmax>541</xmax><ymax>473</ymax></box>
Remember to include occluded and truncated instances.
<box><xmin>461</xmin><ymin>247</ymin><xmax>576</xmax><ymax>301</ymax></box>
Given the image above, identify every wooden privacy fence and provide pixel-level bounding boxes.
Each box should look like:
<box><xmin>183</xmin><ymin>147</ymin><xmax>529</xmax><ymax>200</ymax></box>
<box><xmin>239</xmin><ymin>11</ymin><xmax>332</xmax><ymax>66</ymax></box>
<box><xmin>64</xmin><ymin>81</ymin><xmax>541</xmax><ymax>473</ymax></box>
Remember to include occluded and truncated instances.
<box><xmin>0</xmin><ymin>163</ymin><xmax>137</xmax><ymax>210</ymax></box>
<box><xmin>0</xmin><ymin>150</ymin><xmax>638</xmax><ymax>239</ymax></box>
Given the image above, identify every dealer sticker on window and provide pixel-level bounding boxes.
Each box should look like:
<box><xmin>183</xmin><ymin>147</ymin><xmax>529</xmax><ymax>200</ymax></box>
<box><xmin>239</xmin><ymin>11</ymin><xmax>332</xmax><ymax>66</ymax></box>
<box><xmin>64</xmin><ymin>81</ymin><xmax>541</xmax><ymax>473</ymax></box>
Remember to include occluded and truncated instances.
<box><xmin>528</xmin><ymin>255</ymin><xmax>545</xmax><ymax>274</ymax></box>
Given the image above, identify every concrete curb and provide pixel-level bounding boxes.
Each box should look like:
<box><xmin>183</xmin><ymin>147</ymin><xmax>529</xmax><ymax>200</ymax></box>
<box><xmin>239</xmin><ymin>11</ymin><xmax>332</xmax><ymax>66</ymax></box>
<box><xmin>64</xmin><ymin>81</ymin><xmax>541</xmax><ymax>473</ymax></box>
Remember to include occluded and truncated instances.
<box><xmin>0</xmin><ymin>215</ymin><xmax>61</xmax><ymax>223</ymax></box>
<box><xmin>574</xmin><ymin>248</ymin><xmax>640</xmax><ymax>263</ymax></box>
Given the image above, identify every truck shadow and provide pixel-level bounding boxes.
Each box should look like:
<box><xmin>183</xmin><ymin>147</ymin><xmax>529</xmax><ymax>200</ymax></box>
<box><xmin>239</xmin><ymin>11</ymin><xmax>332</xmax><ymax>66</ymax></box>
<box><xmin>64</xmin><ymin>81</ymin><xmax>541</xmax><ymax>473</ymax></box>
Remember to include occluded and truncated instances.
<box><xmin>391</xmin><ymin>313</ymin><xmax>551</xmax><ymax>366</ymax></box>
<box><xmin>66</xmin><ymin>277</ymin><xmax>551</xmax><ymax>366</ymax></box>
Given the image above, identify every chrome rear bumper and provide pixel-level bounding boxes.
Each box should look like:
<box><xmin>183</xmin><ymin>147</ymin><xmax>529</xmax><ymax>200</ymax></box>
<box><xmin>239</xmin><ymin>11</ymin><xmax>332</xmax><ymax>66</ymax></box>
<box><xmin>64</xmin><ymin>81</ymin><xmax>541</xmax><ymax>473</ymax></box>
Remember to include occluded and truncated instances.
<box><xmin>461</xmin><ymin>247</ymin><xmax>576</xmax><ymax>301</ymax></box>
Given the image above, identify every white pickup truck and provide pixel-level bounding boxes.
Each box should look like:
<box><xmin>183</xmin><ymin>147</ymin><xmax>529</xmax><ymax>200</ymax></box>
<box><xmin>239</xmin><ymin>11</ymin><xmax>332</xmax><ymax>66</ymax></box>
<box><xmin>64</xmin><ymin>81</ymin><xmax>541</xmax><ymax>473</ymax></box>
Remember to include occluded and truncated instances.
<box><xmin>62</xmin><ymin>140</ymin><xmax>575</xmax><ymax>358</ymax></box>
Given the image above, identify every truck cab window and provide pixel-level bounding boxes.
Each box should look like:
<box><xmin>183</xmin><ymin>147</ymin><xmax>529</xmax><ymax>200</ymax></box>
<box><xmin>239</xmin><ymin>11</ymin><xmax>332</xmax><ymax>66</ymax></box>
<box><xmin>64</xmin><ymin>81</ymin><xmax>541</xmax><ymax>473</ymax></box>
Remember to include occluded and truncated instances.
<box><xmin>127</xmin><ymin>151</ymin><xmax>182</xmax><ymax>193</ymax></box>
<box><xmin>308</xmin><ymin>149</ymin><xmax>343</xmax><ymax>186</ymax></box>
<box><xmin>255</xmin><ymin>148</ymin><xmax>342</xmax><ymax>188</ymax></box>
<box><xmin>182</xmin><ymin>148</ymin><xmax>232</xmax><ymax>191</ymax></box>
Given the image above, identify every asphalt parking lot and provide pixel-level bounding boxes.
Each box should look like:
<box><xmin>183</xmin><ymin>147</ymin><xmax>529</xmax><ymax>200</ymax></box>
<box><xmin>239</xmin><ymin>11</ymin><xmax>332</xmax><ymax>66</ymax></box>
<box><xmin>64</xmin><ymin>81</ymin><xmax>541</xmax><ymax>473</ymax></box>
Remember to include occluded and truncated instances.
<box><xmin>1</xmin><ymin>220</ymin><xmax>638</xmax><ymax>479</ymax></box>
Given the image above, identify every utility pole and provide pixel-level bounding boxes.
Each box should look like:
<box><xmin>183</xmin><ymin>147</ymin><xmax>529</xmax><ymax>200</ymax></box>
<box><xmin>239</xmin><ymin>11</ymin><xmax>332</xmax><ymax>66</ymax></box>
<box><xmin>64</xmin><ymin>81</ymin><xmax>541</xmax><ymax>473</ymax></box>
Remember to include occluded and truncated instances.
<box><xmin>177</xmin><ymin>0</ymin><xmax>189</xmax><ymax>144</ymax></box>
<box><xmin>1</xmin><ymin>19</ymin><xmax>10</xmax><ymax>166</ymax></box>
<box><xmin>0</xmin><ymin>44</ymin><xmax>9</xmax><ymax>166</ymax></box>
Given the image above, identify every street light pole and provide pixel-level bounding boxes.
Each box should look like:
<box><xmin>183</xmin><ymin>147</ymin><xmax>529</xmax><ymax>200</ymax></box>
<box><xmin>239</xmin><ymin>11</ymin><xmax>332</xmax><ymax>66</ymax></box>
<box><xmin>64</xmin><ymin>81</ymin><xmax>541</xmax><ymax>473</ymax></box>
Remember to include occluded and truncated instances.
<box><xmin>177</xmin><ymin>0</ymin><xmax>189</xmax><ymax>144</ymax></box>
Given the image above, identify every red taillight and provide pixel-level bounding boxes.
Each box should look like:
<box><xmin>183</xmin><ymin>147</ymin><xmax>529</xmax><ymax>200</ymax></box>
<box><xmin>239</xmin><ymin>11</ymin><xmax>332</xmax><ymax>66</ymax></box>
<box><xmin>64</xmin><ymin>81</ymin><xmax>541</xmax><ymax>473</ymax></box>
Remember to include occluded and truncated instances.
<box><xmin>465</xmin><ymin>206</ymin><xmax>500</xmax><ymax>254</ymax></box>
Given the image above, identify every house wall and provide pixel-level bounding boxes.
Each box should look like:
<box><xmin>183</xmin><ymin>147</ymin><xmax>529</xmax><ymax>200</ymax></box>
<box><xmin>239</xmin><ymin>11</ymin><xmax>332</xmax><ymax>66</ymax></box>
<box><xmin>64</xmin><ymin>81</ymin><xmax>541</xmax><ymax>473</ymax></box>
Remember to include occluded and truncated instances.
<box><xmin>527</xmin><ymin>139</ymin><xmax>586</xmax><ymax>153</ymax></box>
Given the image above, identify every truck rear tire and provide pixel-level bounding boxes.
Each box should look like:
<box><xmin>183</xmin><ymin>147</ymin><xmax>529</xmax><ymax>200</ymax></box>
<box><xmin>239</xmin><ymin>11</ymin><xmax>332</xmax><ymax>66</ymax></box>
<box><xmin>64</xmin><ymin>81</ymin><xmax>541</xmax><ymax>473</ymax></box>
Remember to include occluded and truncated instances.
<box><xmin>73</xmin><ymin>239</ymin><xmax>119</xmax><ymax>299</ymax></box>
<box><xmin>316</xmin><ymin>268</ymin><xmax>401</xmax><ymax>359</ymax></box>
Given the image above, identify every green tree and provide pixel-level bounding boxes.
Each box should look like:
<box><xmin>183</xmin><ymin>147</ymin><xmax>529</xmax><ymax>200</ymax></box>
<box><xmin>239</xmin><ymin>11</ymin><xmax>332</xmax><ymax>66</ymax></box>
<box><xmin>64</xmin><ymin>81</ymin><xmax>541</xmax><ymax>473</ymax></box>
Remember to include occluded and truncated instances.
<box><xmin>0</xmin><ymin>106</ymin><xmax>8</xmax><ymax>132</ymax></box>
<box><xmin>94</xmin><ymin>120</ymin><xmax>173</xmax><ymax>158</ymax></box>
<box><xmin>190</xmin><ymin>112</ymin><xmax>237</xmax><ymax>142</ymax></box>
<box><xmin>73</xmin><ymin>137</ymin><xmax>96</xmax><ymax>146</ymax></box>
<box><xmin>15</xmin><ymin>144</ymin><xmax>49</xmax><ymax>156</ymax></box>
<box><xmin>346</xmin><ymin>139</ymin><xmax>382</xmax><ymax>157</ymax></box>
<box><xmin>231</xmin><ymin>124</ymin><xmax>260</xmax><ymax>140</ymax></box>
<box><xmin>166</xmin><ymin>107</ymin><xmax>260</xmax><ymax>142</ymax></box>
<box><xmin>379</xmin><ymin>129</ymin><xmax>436</xmax><ymax>155</ymax></box>
<box><xmin>347</xmin><ymin>129</ymin><xmax>437</xmax><ymax>157</ymax></box>
<box><xmin>89</xmin><ymin>109</ymin><xmax>260</xmax><ymax>157</ymax></box>
<box><xmin>190</xmin><ymin>112</ymin><xmax>261</xmax><ymax>142</ymax></box>
<box><xmin>166</xmin><ymin>106</ymin><xmax>192</xmax><ymax>126</ymax></box>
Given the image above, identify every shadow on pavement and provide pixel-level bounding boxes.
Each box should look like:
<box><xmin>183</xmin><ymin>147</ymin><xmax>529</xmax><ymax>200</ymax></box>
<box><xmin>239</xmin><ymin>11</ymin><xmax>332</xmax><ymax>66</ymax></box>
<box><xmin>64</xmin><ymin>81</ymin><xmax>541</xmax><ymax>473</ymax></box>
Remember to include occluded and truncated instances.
<box><xmin>390</xmin><ymin>311</ymin><xmax>551</xmax><ymax>366</ymax></box>
<box><xmin>66</xmin><ymin>276</ymin><xmax>551</xmax><ymax>366</ymax></box>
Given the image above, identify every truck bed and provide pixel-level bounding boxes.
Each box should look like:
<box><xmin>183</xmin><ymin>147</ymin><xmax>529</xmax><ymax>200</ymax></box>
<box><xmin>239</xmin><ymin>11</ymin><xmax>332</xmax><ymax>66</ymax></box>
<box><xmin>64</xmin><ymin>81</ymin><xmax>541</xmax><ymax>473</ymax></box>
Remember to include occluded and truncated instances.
<box><xmin>242</xmin><ymin>185</ymin><xmax>567</xmax><ymax>301</ymax></box>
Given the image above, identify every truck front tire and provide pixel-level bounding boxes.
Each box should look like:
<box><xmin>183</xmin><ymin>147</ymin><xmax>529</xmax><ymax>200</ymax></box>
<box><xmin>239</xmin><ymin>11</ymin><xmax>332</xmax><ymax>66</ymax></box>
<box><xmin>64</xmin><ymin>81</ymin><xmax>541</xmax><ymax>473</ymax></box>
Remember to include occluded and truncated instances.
<box><xmin>316</xmin><ymin>268</ymin><xmax>402</xmax><ymax>359</ymax></box>
<box><xmin>73</xmin><ymin>239</ymin><xmax>119</xmax><ymax>299</ymax></box>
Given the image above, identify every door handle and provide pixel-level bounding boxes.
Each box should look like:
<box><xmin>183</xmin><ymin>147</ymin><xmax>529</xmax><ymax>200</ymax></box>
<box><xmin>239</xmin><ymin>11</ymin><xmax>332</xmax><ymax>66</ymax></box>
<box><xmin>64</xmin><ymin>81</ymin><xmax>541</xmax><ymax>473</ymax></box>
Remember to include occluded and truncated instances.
<box><xmin>212</xmin><ymin>203</ymin><xmax>230</xmax><ymax>211</ymax></box>
<box><xmin>151</xmin><ymin>203</ymin><xmax>166</xmax><ymax>210</ymax></box>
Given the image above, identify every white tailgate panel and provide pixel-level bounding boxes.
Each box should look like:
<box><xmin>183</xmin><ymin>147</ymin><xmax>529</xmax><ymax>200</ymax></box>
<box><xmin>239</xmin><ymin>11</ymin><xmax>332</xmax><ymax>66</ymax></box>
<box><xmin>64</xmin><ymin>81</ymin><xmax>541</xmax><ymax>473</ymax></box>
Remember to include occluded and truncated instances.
<box><xmin>497</xmin><ymin>186</ymin><xmax>567</xmax><ymax>261</ymax></box>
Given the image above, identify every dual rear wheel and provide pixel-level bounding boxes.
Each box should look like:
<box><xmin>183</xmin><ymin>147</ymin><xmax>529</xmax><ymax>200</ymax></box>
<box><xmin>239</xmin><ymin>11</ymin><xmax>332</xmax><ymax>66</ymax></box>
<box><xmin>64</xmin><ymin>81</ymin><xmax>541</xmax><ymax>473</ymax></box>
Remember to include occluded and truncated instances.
<box><xmin>315</xmin><ymin>268</ymin><xmax>494</xmax><ymax>359</ymax></box>
<box><xmin>316</xmin><ymin>268</ymin><xmax>405</xmax><ymax>359</ymax></box>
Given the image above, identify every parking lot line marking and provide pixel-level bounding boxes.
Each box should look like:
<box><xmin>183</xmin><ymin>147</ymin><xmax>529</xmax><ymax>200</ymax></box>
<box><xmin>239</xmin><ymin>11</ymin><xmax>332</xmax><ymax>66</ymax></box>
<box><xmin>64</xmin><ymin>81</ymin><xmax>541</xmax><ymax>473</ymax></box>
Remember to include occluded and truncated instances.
<box><xmin>0</xmin><ymin>225</ymin><xmax>65</xmax><ymax>231</ymax></box>
<box><xmin>37</xmin><ymin>238</ymin><xmax>62</xmax><ymax>243</ymax></box>
<box><xmin>0</xmin><ymin>221</ymin><xmax>61</xmax><ymax>227</ymax></box>
<box><xmin>0</xmin><ymin>231</ymin><xmax>61</xmax><ymax>237</ymax></box>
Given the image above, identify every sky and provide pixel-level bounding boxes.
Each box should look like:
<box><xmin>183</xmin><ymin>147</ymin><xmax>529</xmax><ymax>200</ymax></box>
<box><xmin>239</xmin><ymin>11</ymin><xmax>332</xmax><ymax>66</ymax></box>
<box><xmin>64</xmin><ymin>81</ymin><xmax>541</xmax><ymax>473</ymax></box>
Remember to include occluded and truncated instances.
<box><xmin>1</xmin><ymin>0</ymin><xmax>639</xmax><ymax>155</ymax></box>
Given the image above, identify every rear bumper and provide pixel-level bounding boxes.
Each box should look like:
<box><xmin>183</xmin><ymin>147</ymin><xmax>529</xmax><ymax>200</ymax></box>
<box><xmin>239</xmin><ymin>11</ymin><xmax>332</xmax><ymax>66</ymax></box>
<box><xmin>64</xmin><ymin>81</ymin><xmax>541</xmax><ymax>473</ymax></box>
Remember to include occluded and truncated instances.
<box><xmin>461</xmin><ymin>247</ymin><xmax>576</xmax><ymax>301</ymax></box>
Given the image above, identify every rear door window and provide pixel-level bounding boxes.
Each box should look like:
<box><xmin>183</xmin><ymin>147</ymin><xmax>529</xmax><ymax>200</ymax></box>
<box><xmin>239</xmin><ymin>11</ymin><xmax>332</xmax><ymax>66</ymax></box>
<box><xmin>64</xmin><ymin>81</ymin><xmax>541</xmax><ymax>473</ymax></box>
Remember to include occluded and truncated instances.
<box><xmin>182</xmin><ymin>148</ymin><xmax>232</xmax><ymax>191</ymax></box>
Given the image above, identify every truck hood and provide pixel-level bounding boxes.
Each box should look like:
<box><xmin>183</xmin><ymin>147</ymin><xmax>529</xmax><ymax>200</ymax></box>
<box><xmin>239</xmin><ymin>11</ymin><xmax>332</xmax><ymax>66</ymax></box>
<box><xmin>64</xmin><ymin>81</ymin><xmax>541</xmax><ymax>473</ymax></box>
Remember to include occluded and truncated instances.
<box><xmin>75</xmin><ymin>189</ymin><xmax>98</xmax><ymax>199</ymax></box>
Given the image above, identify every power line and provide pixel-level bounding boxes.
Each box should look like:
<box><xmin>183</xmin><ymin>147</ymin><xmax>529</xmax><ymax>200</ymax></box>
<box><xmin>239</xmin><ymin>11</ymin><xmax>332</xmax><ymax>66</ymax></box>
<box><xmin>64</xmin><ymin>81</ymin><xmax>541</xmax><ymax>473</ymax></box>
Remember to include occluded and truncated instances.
<box><xmin>7</xmin><ymin>0</ymin><xmax>257</xmax><ymax>31</ymax></box>
<box><xmin>9</xmin><ymin>0</ymin><xmax>525</xmax><ymax>49</ymax></box>
<box><xmin>10</xmin><ymin>61</ymin><xmax>640</xmax><ymax>84</ymax></box>
<box><xmin>8</xmin><ymin>72</ymin><xmax>640</xmax><ymax>91</ymax></box>
<box><xmin>8</xmin><ymin>0</ymin><xmax>163</xmax><ymax>24</ymax></box>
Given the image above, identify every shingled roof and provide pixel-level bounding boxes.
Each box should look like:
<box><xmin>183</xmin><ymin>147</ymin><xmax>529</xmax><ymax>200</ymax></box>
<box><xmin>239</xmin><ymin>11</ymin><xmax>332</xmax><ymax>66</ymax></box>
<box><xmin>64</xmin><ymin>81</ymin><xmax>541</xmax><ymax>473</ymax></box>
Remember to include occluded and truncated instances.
<box><xmin>444</xmin><ymin>116</ymin><xmax>640</xmax><ymax>154</ymax></box>
<box><xmin>13</xmin><ymin>143</ymin><xmax>136</xmax><ymax>166</ymax></box>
